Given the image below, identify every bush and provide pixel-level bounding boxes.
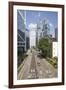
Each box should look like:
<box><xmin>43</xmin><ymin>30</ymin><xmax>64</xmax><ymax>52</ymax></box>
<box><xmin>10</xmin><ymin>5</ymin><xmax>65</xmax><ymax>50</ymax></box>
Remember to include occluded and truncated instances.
<box><xmin>46</xmin><ymin>57</ymin><xmax>58</xmax><ymax>68</ymax></box>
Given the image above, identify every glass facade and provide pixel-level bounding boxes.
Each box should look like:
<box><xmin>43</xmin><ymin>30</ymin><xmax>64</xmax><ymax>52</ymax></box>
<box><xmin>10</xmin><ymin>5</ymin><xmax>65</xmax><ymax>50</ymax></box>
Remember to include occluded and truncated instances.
<box><xmin>37</xmin><ymin>19</ymin><xmax>50</xmax><ymax>43</ymax></box>
<box><xmin>17</xmin><ymin>10</ymin><xmax>25</xmax><ymax>32</ymax></box>
<box><xmin>17</xmin><ymin>10</ymin><xmax>26</xmax><ymax>52</ymax></box>
<box><xmin>17</xmin><ymin>10</ymin><xmax>29</xmax><ymax>51</ymax></box>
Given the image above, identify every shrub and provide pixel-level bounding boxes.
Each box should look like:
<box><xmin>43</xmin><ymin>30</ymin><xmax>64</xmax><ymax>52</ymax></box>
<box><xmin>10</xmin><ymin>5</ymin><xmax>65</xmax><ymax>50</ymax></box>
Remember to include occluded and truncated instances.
<box><xmin>46</xmin><ymin>57</ymin><xmax>58</xmax><ymax>68</ymax></box>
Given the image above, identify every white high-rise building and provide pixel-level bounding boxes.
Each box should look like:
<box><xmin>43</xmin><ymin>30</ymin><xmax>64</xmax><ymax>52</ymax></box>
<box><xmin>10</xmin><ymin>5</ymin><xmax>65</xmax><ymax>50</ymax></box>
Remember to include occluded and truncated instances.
<box><xmin>52</xmin><ymin>42</ymin><xmax>58</xmax><ymax>57</ymax></box>
<box><xmin>29</xmin><ymin>24</ymin><xmax>37</xmax><ymax>48</ymax></box>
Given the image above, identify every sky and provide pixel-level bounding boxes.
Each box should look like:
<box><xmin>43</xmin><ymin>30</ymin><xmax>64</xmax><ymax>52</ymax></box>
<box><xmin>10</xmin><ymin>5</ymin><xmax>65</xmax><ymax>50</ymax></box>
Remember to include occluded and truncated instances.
<box><xmin>26</xmin><ymin>10</ymin><xmax>58</xmax><ymax>30</ymax></box>
<box><xmin>26</xmin><ymin>10</ymin><xmax>58</xmax><ymax>38</ymax></box>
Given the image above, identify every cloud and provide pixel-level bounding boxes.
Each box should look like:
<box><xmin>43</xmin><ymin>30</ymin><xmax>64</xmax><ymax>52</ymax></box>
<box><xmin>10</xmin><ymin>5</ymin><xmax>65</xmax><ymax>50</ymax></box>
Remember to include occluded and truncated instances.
<box><xmin>49</xmin><ymin>23</ymin><xmax>53</xmax><ymax>27</ymax></box>
<box><xmin>28</xmin><ymin>23</ymin><xmax>37</xmax><ymax>30</ymax></box>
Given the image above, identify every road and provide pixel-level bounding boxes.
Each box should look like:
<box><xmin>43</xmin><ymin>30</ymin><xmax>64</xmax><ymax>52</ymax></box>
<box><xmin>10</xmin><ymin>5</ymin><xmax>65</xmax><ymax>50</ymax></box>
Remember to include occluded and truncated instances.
<box><xmin>17</xmin><ymin>49</ymin><xmax>58</xmax><ymax>80</ymax></box>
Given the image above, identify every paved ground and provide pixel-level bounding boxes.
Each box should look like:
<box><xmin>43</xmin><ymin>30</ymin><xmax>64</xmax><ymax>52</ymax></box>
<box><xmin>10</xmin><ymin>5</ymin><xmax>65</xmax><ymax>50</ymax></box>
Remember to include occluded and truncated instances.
<box><xmin>17</xmin><ymin>51</ymin><xmax>32</xmax><ymax>79</ymax></box>
<box><xmin>17</xmin><ymin>49</ymin><xmax>58</xmax><ymax>80</ymax></box>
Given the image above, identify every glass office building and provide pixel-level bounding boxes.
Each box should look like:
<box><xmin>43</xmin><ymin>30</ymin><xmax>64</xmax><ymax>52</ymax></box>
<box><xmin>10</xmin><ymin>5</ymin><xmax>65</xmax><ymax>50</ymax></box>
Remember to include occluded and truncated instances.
<box><xmin>17</xmin><ymin>10</ymin><xmax>26</xmax><ymax>52</ymax></box>
<box><xmin>36</xmin><ymin>19</ymin><xmax>50</xmax><ymax>43</ymax></box>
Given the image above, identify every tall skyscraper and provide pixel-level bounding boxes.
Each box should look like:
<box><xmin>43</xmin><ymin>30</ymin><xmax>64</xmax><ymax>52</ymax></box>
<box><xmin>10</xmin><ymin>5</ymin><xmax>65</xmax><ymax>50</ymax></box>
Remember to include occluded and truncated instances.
<box><xmin>55</xmin><ymin>27</ymin><xmax>58</xmax><ymax>41</ymax></box>
<box><xmin>17</xmin><ymin>10</ymin><xmax>26</xmax><ymax>51</ymax></box>
<box><xmin>36</xmin><ymin>19</ymin><xmax>50</xmax><ymax>44</ymax></box>
<box><xmin>26</xmin><ymin>29</ymin><xmax>30</xmax><ymax>50</ymax></box>
<box><xmin>29</xmin><ymin>24</ymin><xmax>37</xmax><ymax>48</ymax></box>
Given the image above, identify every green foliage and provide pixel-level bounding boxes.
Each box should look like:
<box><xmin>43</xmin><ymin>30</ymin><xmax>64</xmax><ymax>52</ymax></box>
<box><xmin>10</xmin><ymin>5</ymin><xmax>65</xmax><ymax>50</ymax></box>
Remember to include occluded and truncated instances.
<box><xmin>47</xmin><ymin>56</ymin><xmax>58</xmax><ymax>68</ymax></box>
<box><xmin>38</xmin><ymin>37</ymin><xmax>52</xmax><ymax>58</ymax></box>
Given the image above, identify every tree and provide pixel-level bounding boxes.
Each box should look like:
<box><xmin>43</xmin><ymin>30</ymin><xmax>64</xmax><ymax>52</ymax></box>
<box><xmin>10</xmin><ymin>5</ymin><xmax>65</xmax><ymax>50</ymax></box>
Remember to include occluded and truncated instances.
<box><xmin>38</xmin><ymin>37</ymin><xmax>52</xmax><ymax>58</ymax></box>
